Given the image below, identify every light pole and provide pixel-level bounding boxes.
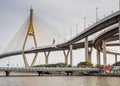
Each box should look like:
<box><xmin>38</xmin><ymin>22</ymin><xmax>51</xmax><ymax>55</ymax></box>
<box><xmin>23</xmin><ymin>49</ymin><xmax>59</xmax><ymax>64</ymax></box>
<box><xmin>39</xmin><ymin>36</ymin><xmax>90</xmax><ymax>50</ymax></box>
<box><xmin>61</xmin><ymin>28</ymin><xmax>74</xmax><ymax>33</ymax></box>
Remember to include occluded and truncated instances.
<box><xmin>119</xmin><ymin>0</ymin><xmax>120</xmax><ymax>51</ymax></box>
<box><xmin>8</xmin><ymin>57</ymin><xmax>10</xmax><ymax>66</ymax></box>
<box><xmin>70</xmin><ymin>28</ymin><xmax>72</xmax><ymax>39</ymax></box>
<box><xmin>119</xmin><ymin>0</ymin><xmax>120</xmax><ymax>10</ymax></box>
<box><xmin>111</xmin><ymin>11</ymin><xmax>113</xmax><ymax>14</ymax></box>
<box><xmin>76</xmin><ymin>24</ymin><xmax>78</xmax><ymax>35</ymax></box>
<box><xmin>84</xmin><ymin>17</ymin><xmax>86</xmax><ymax>30</ymax></box>
<box><xmin>58</xmin><ymin>36</ymin><xmax>59</xmax><ymax>44</ymax></box>
<box><xmin>64</xmin><ymin>32</ymin><xmax>66</xmax><ymax>42</ymax></box>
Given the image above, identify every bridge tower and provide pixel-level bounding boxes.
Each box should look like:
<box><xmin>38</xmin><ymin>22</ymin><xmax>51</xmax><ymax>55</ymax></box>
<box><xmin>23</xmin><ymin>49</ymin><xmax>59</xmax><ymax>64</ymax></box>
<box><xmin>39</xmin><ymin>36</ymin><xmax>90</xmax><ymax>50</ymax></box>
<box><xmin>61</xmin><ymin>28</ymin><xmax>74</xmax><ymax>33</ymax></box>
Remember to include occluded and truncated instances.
<box><xmin>22</xmin><ymin>7</ymin><xmax>38</xmax><ymax>66</ymax></box>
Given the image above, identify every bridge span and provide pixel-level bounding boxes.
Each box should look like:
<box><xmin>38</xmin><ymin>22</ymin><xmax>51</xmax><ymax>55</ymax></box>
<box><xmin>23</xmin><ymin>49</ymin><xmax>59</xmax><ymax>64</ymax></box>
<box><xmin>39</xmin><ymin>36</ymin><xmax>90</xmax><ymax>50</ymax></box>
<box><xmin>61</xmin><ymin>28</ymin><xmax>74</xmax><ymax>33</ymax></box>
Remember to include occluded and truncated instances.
<box><xmin>93</xmin><ymin>25</ymin><xmax>120</xmax><ymax>55</ymax></box>
<box><xmin>0</xmin><ymin>8</ymin><xmax>120</xmax><ymax>67</ymax></box>
<box><xmin>0</xmin><ymin>67</ymin><xmax>100</xmax><ymax>76</ymax></box>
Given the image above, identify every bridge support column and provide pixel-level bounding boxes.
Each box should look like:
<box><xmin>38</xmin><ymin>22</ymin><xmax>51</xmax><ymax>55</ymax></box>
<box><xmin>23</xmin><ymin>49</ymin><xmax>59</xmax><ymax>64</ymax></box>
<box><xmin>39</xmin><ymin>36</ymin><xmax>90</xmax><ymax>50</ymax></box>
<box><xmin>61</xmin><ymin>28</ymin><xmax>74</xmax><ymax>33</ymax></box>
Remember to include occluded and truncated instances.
<box><xmin>88</xmin><ymin>47</ymin><xmax>92</xmax><ymax>62</ymax></box>
<box><xmin>66</xmin><ymin>71</ymin><xmax>73</xmax><ymax>76</ymax></box>
<box><xmin>97</xmin><ymin>50</ymin><xmax>101</xmax><ymax>64</ymax></box>
<box><xmin>102</xmin><ymin>40</ymin><xmax>107</xmax><ymax>66</ymax></box>
<box><xmin>115</xmin><ymin>55</ymin><xmax>117</xmax><ymax>63</ymax></box>
<box><xmin>88</xmin><ymin>52</ymin><xmax>91</xmax><ymax>62</ymax></box>
<box><xmin>119</xmin><ymin>20</ymin><xmax>120</xmax><ymax>49</ymax></box>
<box><xmin>70</xmin><ymin>45</ymin><xmax>73</xmax><ymax>67</ymax></box>
<box><xmin>5</xmin><ymin>71</ymin><xmax>10</xmax><ymax>76</ymax></box>
<box><xmin>22</xmin><ymin>53</ymin><xmax>29</xmax><ymax>66</ymax></box>
<box><xmin>44</xmin><ymin>51</ymin><xmax>50</xmax><ymax>65</ymax></box>
<box><xmin>63</xmin><ymin>50</ymin><xmax>70</xmax><ymax>65</ymax></box>
<box><xmin>22</xmin><ymin>7</ymin><xmax>38</xmax><ymax>67</ymax></box>
<box><xmin>37</xmin><ymin>71</ymin><xmax>42</xmax><ymax>76</ymax></box>
<box><xmin>31</xmin><ymin>53</ymin><xmax>38</xmax><ymax>66</ymax></box>
<box><xmin>85</xmin><ymin>37</ymin><xmax>89</xmax><ymax>62</ymax></box>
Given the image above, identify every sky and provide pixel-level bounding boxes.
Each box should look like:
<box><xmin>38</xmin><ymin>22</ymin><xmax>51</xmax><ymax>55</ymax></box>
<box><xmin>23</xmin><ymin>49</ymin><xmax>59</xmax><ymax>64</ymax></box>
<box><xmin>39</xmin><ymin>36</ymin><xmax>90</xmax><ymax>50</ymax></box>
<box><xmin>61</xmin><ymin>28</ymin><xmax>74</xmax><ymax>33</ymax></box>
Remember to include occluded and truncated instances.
<box><xmin>0</xmin><ymin>0</ymin><xmax>119</xmax><ymax>66</ymax></box>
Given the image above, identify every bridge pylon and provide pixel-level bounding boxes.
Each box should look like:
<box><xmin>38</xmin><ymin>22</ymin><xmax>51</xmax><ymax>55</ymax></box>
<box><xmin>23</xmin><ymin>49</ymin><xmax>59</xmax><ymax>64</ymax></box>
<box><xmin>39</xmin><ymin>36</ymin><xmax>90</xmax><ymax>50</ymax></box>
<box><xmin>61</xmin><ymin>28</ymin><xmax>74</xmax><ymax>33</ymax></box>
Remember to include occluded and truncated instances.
<box><xmin>22</xmin><ymin>7</ymin><xmax>38</xmax><ymax>67</ymax></box>
<box><xmin>63</xmin><ymin>50</ymin><xmax>70</xmax><ymax>65</ymax></box>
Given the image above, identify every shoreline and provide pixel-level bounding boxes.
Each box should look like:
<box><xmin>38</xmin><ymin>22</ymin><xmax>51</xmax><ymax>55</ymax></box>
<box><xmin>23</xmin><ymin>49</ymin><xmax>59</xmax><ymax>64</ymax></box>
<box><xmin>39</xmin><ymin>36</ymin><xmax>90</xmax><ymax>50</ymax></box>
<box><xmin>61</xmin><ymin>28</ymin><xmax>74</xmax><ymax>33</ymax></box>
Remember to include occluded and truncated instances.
<box><xmin>0</xmin><ymin>73</ymin><xmax>120</xmax><ymax>77</ymax></box>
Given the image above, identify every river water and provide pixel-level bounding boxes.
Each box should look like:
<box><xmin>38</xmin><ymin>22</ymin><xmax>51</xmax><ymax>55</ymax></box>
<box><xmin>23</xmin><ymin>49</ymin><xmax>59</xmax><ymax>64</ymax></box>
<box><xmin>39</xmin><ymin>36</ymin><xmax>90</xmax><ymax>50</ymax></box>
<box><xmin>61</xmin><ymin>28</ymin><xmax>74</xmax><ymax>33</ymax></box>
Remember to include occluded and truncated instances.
<box><xmin>0</xmin><ymin>75</ymin><xmax>120</xmax><ymax>86</ymax></box>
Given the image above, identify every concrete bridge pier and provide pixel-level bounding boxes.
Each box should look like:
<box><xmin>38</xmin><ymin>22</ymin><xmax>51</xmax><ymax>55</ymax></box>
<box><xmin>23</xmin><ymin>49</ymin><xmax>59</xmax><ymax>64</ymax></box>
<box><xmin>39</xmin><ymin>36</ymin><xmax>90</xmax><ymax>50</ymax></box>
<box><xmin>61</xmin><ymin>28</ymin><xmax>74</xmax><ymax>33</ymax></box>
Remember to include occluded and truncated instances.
<box><xmin>97</xmin><ymin>50</ymin><xmax>101</xmax><ymax>64</ymax></box>
<box><xmin>88</xmin><ymin>52</ymin><xmax>92</xmax><ymax>62</ymax></box>
<box><xmin>22</xmin><ymin>52</ymin><xmax>29</xmax><ymax>66</ymax></box>
<box><xmin>85</xmin><ymin>37</ymin><xmax>89</xmax><ymax>62</ymax></box>
<box><xmin>88</xmin><ymin>46</ymin><xmax>93</xmax><ymax>62</ymax></box>
<box><xmin>31</xmin><ymin>53</ymin><xmax>38</xmax><ymax>66</ymax></box>
<box><xmin>66</xmin><ymin>71</ymin><xmax>73</xmax><ymax>76</ymax></box>
<box><xmin>102</xmin><ymin>40</ymin><xmax>107</xmax><ymax>66</ymax></box>
<box><xmin>44</xmin><ymin>52</ymin><xmax>50</xmax><ymax>65</ymax></box>
<box><xmin>37</xmin><ymin>71</ymin><xmax>43</xmax><ymax>76</ymax></box>
<box><xmin>5</xmin><ymin>71</ymin><xmax>10</xmax><ymax>76</ymax></box>
<box><xmin>115</xmin><ymin>55</ymin><xmax>117</xmax><ymax>63</ymax></box>
<box><xmin>119</xmin><ymin>20</ymin><xmax>120</xmax><ymax>48</ymax></box>
<box><xmin>63</xmin><ymin>50</ymin><xmax>70</xmax><ymax>65</ymax></box>
<box><xmin>69</xmin><ymin>44</ymin><xmax>73</xmax><ymax>67</ymax></box>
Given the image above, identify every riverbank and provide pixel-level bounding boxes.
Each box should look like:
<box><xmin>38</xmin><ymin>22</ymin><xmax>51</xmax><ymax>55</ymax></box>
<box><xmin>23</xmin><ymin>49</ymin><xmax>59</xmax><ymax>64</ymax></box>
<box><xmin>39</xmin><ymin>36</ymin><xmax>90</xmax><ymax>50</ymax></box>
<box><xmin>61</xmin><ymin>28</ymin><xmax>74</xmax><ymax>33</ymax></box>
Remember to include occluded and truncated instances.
<box><xmin>89</xmin><ymin>73</ymin><xmax>120</xmax><ymax>77</ymax></box>
<box><xmin>0</xmin><ymin>71</ymin><xmax>120</xmax><ymax>77</ymax></box>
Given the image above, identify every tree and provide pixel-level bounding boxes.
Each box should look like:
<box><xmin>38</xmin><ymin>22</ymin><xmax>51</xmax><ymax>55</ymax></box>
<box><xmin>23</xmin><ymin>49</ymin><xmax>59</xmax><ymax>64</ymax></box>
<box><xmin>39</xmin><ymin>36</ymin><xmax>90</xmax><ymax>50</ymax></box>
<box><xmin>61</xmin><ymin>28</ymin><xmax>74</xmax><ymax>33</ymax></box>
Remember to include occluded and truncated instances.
<box><xmin>113</xmin><ymin>61</ymin><xmax>120</xmax><ymax>66</ymax></box>
<box><xmin>56</xmin><ymin>63</ymin><xmax>67</xmax><ymax>67</ymax></box>
<box><xmin>95</xmin><ymin>64</ymin><xmax>103</xmax><ymax>69</ymax></box>
<box><xmin>86</xmin><ymin>62</ymin><xmax>93</xmax><ymax>67</ymax></box>
<box><xmin>77</xmin><ymin>61</ymin><xmax>93</xmax><ymax>67</ymax></box>
<box><xmin>34</xmin><ymin>62</ymin><xmax>67</xmax><ymax>67</ymax></box>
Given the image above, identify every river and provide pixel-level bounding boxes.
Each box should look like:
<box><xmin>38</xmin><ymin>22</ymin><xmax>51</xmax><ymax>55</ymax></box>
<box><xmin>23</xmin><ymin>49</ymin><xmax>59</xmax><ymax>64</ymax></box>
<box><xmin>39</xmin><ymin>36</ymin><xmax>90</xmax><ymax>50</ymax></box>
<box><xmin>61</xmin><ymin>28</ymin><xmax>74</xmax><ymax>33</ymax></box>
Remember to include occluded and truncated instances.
<box><xmin>0</xmin><ymin>75</ymin><xmax>120</xmax><ymax>86</ymax></box>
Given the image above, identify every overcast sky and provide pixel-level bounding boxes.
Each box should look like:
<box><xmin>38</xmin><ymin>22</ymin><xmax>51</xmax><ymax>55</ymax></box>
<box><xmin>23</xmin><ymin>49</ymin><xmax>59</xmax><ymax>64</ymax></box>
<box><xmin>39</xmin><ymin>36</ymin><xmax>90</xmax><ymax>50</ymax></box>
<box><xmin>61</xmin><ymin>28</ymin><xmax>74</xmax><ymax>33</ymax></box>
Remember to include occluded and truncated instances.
<box><xmin>0</xmin><ymin>0</ymin><xmax>119</xmax><ymax>66</ymax></box>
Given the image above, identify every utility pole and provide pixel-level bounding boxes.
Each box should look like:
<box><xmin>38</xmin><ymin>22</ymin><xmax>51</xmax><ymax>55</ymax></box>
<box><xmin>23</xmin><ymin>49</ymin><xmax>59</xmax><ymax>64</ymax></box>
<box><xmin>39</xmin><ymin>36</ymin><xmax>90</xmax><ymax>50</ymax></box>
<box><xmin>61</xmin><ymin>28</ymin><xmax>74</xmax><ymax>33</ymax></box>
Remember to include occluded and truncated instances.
<box><xmin>84</xmin><ymin>17</ymin><xmax>86</xmax><ymax>30</ymax></box>
<box><xmin>96</xmin><ymin>7</ymin><xmax>98</xmax><ymax>22</ymax></box>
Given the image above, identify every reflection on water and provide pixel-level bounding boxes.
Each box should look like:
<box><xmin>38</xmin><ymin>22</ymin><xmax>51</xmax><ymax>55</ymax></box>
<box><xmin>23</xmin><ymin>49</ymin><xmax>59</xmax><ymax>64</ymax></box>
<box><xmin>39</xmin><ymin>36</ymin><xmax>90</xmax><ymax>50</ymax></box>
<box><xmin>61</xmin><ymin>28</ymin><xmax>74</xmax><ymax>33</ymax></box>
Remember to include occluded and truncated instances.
<box><xmin>0</xmin><ymin>75</ymin><xmax>120</xmax><ymax>86</ymax></box>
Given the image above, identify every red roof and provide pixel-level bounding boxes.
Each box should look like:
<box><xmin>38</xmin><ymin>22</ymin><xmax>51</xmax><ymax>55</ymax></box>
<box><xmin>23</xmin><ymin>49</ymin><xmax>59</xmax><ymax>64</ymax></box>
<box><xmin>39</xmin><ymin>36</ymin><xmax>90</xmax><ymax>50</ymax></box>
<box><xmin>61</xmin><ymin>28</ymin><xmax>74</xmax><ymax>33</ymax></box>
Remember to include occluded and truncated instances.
<box><xmin>103</xmin><ymin>66</ymin><xmax>113</xmax><ymax>71</ymax></box>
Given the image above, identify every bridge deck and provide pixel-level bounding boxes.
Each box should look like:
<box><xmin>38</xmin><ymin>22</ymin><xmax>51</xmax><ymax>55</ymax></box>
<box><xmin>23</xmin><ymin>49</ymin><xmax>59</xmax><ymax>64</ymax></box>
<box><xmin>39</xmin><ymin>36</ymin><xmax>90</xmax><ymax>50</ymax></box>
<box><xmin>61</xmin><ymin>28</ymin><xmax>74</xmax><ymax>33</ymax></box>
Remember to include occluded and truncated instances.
<box><xmin>0</xmin><ymin>67</ymin><xmax>100</xmax><ymax>72</ymax></box>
